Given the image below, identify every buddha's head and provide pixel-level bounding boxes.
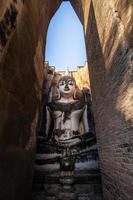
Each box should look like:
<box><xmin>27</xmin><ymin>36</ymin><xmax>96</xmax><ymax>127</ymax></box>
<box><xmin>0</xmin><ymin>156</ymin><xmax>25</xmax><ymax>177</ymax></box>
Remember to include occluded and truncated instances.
<box><xmin>58</xmin><ymin>76</ymin><xmax>76</xmax><ymax>98</ymax></box>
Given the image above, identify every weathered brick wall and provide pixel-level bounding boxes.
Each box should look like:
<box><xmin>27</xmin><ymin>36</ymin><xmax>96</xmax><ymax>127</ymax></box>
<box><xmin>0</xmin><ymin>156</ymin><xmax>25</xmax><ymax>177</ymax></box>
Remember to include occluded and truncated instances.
<box><xmin>72</xmin><ymin>0</ymin><xmax>133</xmax><ymax>199</ymax></box>
<box><xmin>0</xmin><ymin>1</ymin><xmax>61</xmax><ymax>200</ymax></box>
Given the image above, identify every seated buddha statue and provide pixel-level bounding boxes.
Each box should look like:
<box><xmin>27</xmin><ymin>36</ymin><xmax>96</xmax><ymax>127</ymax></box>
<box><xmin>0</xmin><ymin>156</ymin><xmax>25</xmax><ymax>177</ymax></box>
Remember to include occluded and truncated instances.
<box><xmin>42</xmin><ymin>75</ymin><xmax>95</xmax><ymax>149</ymax></box>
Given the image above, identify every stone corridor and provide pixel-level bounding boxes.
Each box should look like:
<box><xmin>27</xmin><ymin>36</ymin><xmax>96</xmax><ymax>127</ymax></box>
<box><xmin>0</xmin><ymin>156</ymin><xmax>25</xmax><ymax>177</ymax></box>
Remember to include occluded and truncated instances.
<box><xmin>0</xmin><ymin>1</ymin><xmax>133</xmax><ymax>200</ymax></box>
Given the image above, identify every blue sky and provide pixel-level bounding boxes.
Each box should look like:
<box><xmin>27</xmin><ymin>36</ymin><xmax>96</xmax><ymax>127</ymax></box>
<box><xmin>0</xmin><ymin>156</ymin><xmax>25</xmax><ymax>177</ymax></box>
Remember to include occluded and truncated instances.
<box><xmin>45</xmin><ymin>2</ymin><xmax>87</xmax><ymax>71</ymax></box>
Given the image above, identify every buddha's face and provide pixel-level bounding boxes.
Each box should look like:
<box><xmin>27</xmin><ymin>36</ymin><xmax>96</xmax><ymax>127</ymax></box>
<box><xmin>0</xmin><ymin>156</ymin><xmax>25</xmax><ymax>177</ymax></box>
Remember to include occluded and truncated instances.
<box><xmin>58</xmin><ymin>76</ymin><xmax>76</xmax><ymax>98</ymax></box>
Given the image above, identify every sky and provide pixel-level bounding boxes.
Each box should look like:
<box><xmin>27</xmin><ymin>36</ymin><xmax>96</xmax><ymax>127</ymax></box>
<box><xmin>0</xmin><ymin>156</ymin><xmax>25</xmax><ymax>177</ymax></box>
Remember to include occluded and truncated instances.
<box><xmin>45</xmin><ymin>2</ymin><xmax>87</xmax><ymax>71</ymax></box>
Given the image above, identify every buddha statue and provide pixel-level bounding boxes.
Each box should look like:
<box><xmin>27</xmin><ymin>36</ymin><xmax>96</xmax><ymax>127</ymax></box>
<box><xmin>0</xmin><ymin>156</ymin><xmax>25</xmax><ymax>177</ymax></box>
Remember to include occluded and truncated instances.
<box><xmin>42</xmin><ymin>75</ymin><xmax>95</xmax><ymax>149</ymax></box>
<box><xmin>34</xmin><ymin>76</ymin><xmax>100</xmax><ymax>198</ymax></box>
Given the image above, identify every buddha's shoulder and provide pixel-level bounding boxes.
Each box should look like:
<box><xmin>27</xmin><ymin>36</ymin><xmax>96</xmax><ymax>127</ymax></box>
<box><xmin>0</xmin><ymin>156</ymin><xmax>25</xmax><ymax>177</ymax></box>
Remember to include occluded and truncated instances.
<box><xmin>47</xmin><ymin>100</ymin><xmax>85</xmax><ymax>111</ymax></box>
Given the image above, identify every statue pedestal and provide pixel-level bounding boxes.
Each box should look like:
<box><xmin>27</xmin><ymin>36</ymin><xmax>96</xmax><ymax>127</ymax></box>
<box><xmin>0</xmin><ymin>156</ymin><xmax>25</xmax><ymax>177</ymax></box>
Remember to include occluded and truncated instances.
<box><xmin>59</xmin><ymin>176</ymin><xmax>74</xmax><ymax>191</ymax></box>
<box><xmin>57</xmin><ymin>191</ymin><xmax>76</xmax><ymax>200</ymax></box>
<box><xmin>58</xmin><ymin>176</ymin><xmax>76</xmax><ymax>200</ymax></box>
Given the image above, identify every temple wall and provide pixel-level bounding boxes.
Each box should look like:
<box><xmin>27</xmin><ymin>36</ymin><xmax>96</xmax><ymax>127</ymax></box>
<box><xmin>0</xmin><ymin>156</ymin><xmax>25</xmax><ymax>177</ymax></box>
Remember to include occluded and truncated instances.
<box><xmin>71</xmin><ymin>0</ymin><xmax>133</xmax><ymax>199</ymax></box>
<box><xmin>72</xmin><ymin>63</ymin><xmax>90</xmax><ymax>89</ymax></box>
<box><xmin>0</xmin><ymin>1</ymin><xmax>61</xmax><ymax>200</ymax></box>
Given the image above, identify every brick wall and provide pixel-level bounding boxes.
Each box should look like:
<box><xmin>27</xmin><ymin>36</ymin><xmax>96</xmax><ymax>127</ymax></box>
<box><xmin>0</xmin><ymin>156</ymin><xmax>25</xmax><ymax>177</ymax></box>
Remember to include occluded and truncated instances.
<box><xmin>0</xmin><ymin>1</ymin><xmax>61</xmax><ymax>200</ymax></box>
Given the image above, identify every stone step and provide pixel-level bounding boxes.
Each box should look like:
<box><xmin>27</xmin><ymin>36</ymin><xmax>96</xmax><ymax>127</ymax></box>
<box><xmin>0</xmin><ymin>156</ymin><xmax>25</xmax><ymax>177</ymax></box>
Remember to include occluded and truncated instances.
<box><xmin>32</xmin><ymin>136</ymin><xmax>103</xmax><ymax>199</ymax></box>
<box><xmin>33</xmin><ymin>169</ymin><xmax>101</xmax><ymax>186</ymax></box>
<box><xmin>32</xmin><ymin>182</ymin><xmax>103</xmax><ymax>200</ymax></box>
<box><xmin>34</xmin><ymin>159</ymin><xmax>99</xmax><ymax>173</ymax></box>
<box><xmin>32</xmin><ymin>190</ymin><xmax>103</xmax><ymax>200</ymax></box>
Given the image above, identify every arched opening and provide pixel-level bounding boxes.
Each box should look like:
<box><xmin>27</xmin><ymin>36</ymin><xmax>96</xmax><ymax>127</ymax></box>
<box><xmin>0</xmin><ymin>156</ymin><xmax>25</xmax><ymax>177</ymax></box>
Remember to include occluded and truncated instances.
<box><xmin>32</xmin><ymin>2</ymin><xmax>103</xmax><ymax>200</ymax></box>
<box><xmin>45</xmin><ymin>2</ymin><xmax>87</xmax><ymax>71</ymax></box>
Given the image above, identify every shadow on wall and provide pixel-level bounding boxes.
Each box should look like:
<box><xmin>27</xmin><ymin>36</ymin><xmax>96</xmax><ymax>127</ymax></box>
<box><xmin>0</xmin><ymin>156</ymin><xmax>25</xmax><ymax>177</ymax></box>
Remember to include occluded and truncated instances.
<box><xmin>86</xmin><ymin>0</ymin><xmax>106</xmax><ymax>110</ymax></box>
<box><xmin>0</xmin><ymin>40</ymin><xmax>40</xmax><ymax>200</ymax></box>
<box><xmin>0</xmin><ymin>7</ymin><xmax>41</xmax><ymax>200</ymax></box>
<box><xmin>86</xmin><ymin>1</ymin><xmax>133</xmax><ymax>199</ymax></box>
